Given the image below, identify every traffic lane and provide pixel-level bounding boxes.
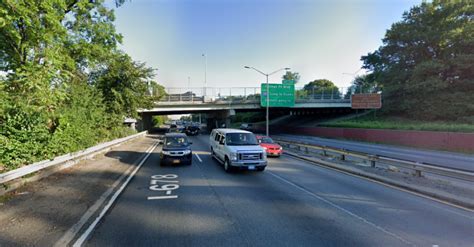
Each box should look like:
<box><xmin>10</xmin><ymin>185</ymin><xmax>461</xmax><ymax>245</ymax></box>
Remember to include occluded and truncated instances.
<box><xmin>187</xmin><ymin>135</ymin><xmax>413</xmax><ymax>246</ymax></box>
<box><xmin>275</xmin><ymin>134</ymin><xmax>474</xmax><ymax>172</ymax></box>
<box><xmin>267</xmin><ymin>154</ymin><xmax>474</xmax><ymax>247</ymax></box>
<box><xmin>87</xmin><ymin>134</ymin><xmax>409</xmax><ymax>247</ymax></box>
<box><xmin>86</xmin><ymin>142</ymin><xmax>248</xmax><ymax>246</ymax></box>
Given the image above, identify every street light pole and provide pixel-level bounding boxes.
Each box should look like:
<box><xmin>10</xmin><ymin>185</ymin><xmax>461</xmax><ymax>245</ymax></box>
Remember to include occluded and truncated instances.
<box><xmin>202</xmin><ymin>53</ymin><xmax>207</xmax><ymax>96</ymax></box>
<box><xmin>244</xmin><ymin>66</ymin><xmax>290</xmax><ymax>137</ymax></box>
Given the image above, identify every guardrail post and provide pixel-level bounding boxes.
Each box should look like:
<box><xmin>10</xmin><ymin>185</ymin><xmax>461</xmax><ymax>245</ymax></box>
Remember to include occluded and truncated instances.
<box><xmin>305</xmin><ymin>146</ymin><xmax>309</xmax><ymax>154</ymax></box>
<box><xmin>322</xmin><ymin>147</ymin><xmax>327</xmax><ymax>156</ymax></box>
<box><xmin>368</xmin><ymin>155</ymin><xmax>376</xmax><ymax>167</ymax></box>
<box><xmin>340</xmin><ymin>151</ymin><xmax>346</xmax><ymax>161</ymax></box>
<box><xmin>414</xmin><ymin>162</ymin><xmax>422</xmax><ymax>177</ymax></box>
<box><xmin>415</xmin><ymin>170</ymin><xmax>422</xmax><ymax>177</ymax></box>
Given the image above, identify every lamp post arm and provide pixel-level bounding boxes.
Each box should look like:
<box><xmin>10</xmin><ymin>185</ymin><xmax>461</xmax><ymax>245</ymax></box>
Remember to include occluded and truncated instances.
<box><xmin>246</xmin><ymin>66</ymin><xmax>268</xmax><ymax>77</ymax></box>
<box><xmin>268</xmin><ymin>68</ymin><xmax>288</xmax><ymax>76</ymax></box>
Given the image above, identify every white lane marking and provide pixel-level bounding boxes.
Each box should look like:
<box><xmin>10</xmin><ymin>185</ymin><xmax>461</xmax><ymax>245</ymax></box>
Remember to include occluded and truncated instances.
<box><xmin>72</xmin><ymin>141</ymin><xmax>159</xmax><ymax>247</ymax></box>
<box><xmin>54</xmin><ymin>143</ymin><xmax>157</xmax><ymax>247</ymax></box>
<box><xmin>284</xmin><ymin>154</ymin><xmax>474</xmax><ymax>217</ymax></box>
<box><xmin>194</xmin><ymin>153</ymin><xmax>203</xmax><ymax>163</ymax></box>
<box><xmin>147</xmin><ymin>195</ymin><xmax>178</xmax><ymax>200</ymax></box>
<box><xmin>267</xmin><ymin>171</ymin><xmax>415</xmax><ymax>246</ymax></box>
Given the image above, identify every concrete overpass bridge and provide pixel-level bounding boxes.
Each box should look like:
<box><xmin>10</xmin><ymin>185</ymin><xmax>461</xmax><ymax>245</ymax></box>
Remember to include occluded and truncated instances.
<box><xmin>138</xmin><ymin>86</ymin><xmax>356</xmax><ymax>130</ymax></box>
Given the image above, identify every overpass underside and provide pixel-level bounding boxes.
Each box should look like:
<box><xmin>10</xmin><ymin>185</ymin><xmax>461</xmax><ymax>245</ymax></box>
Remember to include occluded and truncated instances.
<box><xmin>137</xmin><ymin>100</ymin><xmax>353</xmax><ymax>131</ymax></box>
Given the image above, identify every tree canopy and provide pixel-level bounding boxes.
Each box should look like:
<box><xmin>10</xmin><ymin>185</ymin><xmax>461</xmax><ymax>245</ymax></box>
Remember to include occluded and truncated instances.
<box><xmin>298</xmin><ymin>79</ymin><xmax>341</xmax><ymax>99</ymax></box>
<box><xmin>0</xmin><ymin>0</ymin><xmax>162</xmax><ymax>170</ymax></box>
<box><xmin>282</xmin><ymin>71</ymin><xmax>300</xmax><ymax>84</ymax></box>
<box><xmin>361</xmin><ymin>0</ymin><xmax>474</xmax><ymax>120</ymax></box>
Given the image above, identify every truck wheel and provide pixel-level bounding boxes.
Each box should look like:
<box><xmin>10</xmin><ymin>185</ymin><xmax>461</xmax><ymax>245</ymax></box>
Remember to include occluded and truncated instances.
<box><xmin>224</xmin><ymin>158</ymin><xmax>232</xmax><ymax>173</ymax></box>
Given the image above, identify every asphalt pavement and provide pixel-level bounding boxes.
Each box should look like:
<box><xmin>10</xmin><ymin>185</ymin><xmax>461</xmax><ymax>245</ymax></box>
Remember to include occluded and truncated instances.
<box><xmin>84</xmin><ymin>134</ymin><xmax>474</xmax><ymax>247</ymax></box>
<box><xmin>274</xmin><ymin>134</ymin><xmax>474</xmax><ymax>172</ymax></box>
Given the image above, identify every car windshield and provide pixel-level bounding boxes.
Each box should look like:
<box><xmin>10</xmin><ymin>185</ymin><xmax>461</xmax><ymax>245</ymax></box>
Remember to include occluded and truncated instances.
<box><xmin>225</xmin><ymin>133</ymin><xmax>258</xmax><ymax>146</ymax></box>
<box><xmin>259</xmin><ymin>137</ymin><xmax>274</xmax><ymax>144</ymax></box>
<box><xmin>165</xmin><ymin>136</ymin><xmax>189</xmax><ymax>147</ymax></box>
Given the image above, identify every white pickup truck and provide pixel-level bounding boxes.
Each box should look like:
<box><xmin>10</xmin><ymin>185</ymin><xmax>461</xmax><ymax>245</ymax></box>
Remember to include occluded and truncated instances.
<box><xmin>210</xmin><ymin>128</ymin><xmax>267</xmax><ymax>172</ymax></box>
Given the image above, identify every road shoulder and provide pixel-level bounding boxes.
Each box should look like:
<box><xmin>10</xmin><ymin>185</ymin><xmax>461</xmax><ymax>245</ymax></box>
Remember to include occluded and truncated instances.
<box><xmin>0</xmin><ymin>135</ymin><xmax>156</xmax><ymax>246</ymax></box>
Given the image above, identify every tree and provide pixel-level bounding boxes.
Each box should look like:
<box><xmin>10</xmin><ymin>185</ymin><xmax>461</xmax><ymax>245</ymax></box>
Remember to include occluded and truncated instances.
<box><xmin>361</xmin><ymin>0</ymin><xmax>474</xmax><ymax>120</ymax></box>
<box><xmin>0</xmin><ymin>0</ymin><xmax>162</xmax><ymax>170</ymax></box>
<box><xmin>152</xmin><ymin>116</ymin><xmax>168</xmax><ymax>127</ymax></box>
<box><xmin>90</xmin><ymin>53</ymin><xmax>156</xmax><ymax>118</ymax></box>
<box><xmin>301</xmin><ymin>79</ymin><xmax>341</xmax><ymax>99</ymax></box>
<box><xmin>345</xmin><ymin>74</ymin><xmax>381</xmax><ymax>98</ymax></box>
<box><xmin>282</xmin><ymin>71</ymin><xmax>300</xmax><ymax>84</ymax></box>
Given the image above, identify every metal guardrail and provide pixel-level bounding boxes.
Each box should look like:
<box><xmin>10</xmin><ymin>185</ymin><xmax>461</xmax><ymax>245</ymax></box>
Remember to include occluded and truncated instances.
<box><xmin>0</xmin><ymin>131</ymin><xmax>147</xmax><ymax>185</ymax></box>
<box><xmin>274</xmin><ymin>139</ymin><xmax>474</xmax><ymax>182</ymax></box>
<box><xmin>158</xmin><ymin>86</ymin><xmax>356</xmax><ymax>104</ymax></box>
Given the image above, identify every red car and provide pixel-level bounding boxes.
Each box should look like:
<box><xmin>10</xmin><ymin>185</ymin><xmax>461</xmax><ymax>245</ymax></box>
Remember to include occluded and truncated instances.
<box><xmin>256</xmin><ymin>135</ymin><xmax>283</xmax><ymax>157</ymax></box>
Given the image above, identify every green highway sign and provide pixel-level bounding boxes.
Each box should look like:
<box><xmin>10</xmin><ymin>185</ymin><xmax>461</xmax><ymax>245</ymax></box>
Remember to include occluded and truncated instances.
<box><xmin>282</xmin><ymin>79</ymin><xmax>296</xmax><ymax>85</ymax></box>
<box><xmin>260</xmin><ymin>83</ymin><xmax>295</xmax><ymax>107</ymax></box>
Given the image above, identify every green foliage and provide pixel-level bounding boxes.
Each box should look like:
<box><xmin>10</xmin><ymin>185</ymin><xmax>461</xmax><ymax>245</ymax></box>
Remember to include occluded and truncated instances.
<box><xmin>345</xmin><ymin>74</ymin><xmax>381</xmax><ymax>98</ymax></box>
<box><xmin>361</xmin><ymin>0</ymin><xmax>474</xmax><ymax>121</ymax></box>
<box><xmin>152</xmin><ymin>116</ymin><xmax>168</xmax><ymax>127</ymax></box>
<box><xmin>282</xmin><ymin>71</ymin><xmax>300</xmax><ymax>84</ymax></box>
<box><xmin>320</xmin><ymin>114</ymin><xmax>474</xmax><ymax>133</ymax></box>
<box><xmin>300</xmin><ymin>79</ymin><xmax>341</xmax><ymax>99</ymax></box>
<box><xmin>0</xmin><ymin>0</ymin><xmax>161</xmax><ymax>172</ymax></box>
<box><xmin>91</xmin><ymin>53</ymin><xmax>156</xmax><ymax>118</ymax></box>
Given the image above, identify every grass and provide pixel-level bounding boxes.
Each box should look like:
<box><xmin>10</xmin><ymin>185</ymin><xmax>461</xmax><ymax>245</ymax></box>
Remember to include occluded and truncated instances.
<box><xmin>319</xmin><ymin>114</ymin><xmax>474</xmax><ymax>133</ymax></box>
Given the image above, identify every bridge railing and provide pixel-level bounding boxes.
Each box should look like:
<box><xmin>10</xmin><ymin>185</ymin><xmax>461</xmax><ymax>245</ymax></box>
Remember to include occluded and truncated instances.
<box><xmin>158</xmin><ymin>86</ymin><xmax>367</xmax><ymax>104</ymax></box>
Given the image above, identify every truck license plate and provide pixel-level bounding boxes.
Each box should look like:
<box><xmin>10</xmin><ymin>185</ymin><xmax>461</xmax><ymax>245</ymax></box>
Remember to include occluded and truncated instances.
<box><xmin>173</xmin><ymin>160</ymin><xmax>180</xmax><ymax>164</ymax></box>
<box><xmin>248</xmin><ymin>165</ymin><xmax>255</xmax><ymax>170</ymax></box>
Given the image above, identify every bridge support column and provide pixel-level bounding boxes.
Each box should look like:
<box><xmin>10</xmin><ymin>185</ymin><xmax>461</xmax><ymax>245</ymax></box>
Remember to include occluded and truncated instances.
<box><xmin>206</xmin><ymin>110</ymin><xmax>233</xmax><ymax>130</ymax></box>
<box><xmin>141</xmin><ymin>113</ymin><xmax>153</xmax><ymax>132</ymax></box>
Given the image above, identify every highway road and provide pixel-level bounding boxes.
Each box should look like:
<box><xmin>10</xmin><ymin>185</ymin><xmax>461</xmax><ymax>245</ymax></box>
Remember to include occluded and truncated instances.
<box><xmin>83</xmin><ymin>134</ymin><xmax>474</xmax><ymax>247</ymax></box>
<box><xmin>274</xmin><ymin>134</ymin><xmax>474</xmax><ymax>173</ymax></box>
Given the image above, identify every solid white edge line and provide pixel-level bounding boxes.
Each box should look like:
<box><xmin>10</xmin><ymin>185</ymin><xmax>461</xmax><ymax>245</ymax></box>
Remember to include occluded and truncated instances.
<box><xmin>194</xmin><ymin>153</ymin><xmax>203</xmax><ymax>163</ymax></box>
<box><xmin>267</xmin><ymin>171</ymin><xmax>415</xmax><ymax>246</ymax></box>
<box><xmin>72</xmin><ymin>141</ymin><xmax>159</xmax><ymax>247</ymax></box>
<box><xmin>55</xmin><ymin>144</ymin><xmax>157</xmax><ymax>247</ymax></box>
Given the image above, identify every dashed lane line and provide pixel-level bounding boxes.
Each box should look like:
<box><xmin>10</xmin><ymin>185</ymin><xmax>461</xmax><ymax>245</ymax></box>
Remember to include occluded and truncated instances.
<box><xmin>194</xmin><ymin>153</ymin><xmax>203</xmax><ymax>163</ymax></box>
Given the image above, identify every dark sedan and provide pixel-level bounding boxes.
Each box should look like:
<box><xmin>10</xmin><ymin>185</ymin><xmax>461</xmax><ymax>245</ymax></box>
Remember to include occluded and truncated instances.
<box><xmin>185</xmin><ymin>125</ymin><xmax>200</xmax><ymax>136</ymax></box>
<box><xmin>160</xmin><ymin>133</ymin><xmax>193</xmax><ymax>166</ymax></box>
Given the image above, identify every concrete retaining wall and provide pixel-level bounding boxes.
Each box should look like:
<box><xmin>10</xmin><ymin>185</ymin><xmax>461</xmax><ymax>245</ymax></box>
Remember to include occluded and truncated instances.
<box><xmin>256</xmin><ymin>125</ymin><xmax>474</xmax><ymax>152</ymax></box>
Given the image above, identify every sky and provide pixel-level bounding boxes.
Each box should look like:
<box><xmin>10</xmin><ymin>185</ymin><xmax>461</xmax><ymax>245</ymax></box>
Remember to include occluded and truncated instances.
<box><xmin>112</xmin><ymin>0</ymin><xmax>421</xmax><ymax>91</ymax></box>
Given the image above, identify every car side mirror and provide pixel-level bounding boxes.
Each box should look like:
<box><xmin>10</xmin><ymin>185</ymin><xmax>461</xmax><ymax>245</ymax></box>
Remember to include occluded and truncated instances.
<box><xmin>189</xmin><ymin>141</ymin><xmax>193</xmax><ymax>145</ymax></box>
<box><xmin>159</xmin><ymin>140</ymin><xmax>164</xmax><ymax>145</ymax></box>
